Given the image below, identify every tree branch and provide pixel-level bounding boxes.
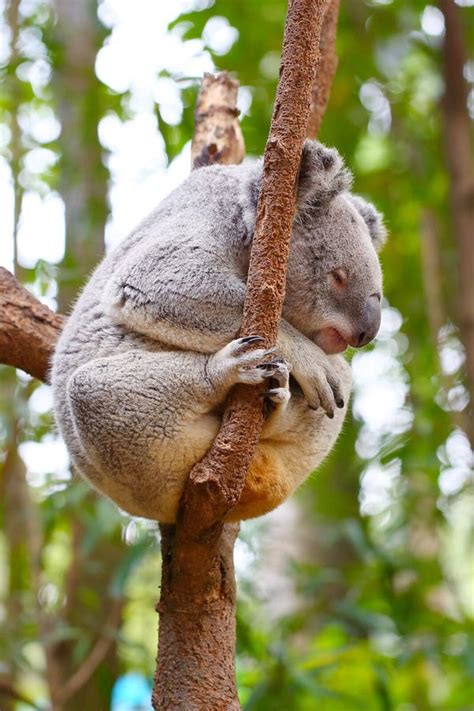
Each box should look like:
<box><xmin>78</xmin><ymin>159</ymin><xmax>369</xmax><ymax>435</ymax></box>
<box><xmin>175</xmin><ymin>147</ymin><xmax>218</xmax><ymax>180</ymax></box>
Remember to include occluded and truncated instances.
<box><xmin>307</xmin><ymin>0</ymin><xmax>339</xmax><ymax>138</ymax></box>
<box><xmin>181</xmin><ymin>0</ymin><xmax>329</xmax><ymax>540</ymax></box>
<box><xmin>439</xmin><ymin>0</ymin><xmax>474</xmax><ymax>444</ymax></box>
<box><xmin>154</xmin><ymin>1</ymin><xmax>331</xmax><ymax>707</ymax></box>
<box><xmin>56</xmin><ymin>598</ymin><xmax>122</xmax><ymax>705</ymax></box>
<box><xmin>0</xmin><ymin>267</ymin><xmax>64</xmax><ymax>383</ymax></box>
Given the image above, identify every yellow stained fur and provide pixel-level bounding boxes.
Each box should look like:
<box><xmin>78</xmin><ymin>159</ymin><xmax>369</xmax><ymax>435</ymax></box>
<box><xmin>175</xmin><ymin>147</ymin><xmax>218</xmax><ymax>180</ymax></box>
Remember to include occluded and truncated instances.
<box><xmin>226</xmin><ymin>444</ymin><xmax>292</xmax><ymax>521</ymax></box>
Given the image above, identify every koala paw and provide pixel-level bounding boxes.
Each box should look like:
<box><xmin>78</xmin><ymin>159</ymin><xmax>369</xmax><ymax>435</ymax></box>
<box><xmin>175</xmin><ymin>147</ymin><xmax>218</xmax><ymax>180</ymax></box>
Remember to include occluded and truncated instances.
<box><xmin>294</xmin><ymin>357</ymin><xmax>345</xmax><ymax>419</ymax></box>
<box><xmin>210</xmin><ymin>336</ymin><xmax>277</xmax><ymax>386</ymax></box>
<box><xmin>258</xmin><ymin>357</ymin><xmax>292</xmax><ymax>407</ymax></box>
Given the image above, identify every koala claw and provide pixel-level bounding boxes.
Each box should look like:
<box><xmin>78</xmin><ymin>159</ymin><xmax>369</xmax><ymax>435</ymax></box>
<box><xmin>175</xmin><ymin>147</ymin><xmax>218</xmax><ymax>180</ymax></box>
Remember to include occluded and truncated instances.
<box><xmin>211</xmin><ymin>337</ymin><xmax>279</xmax><ymax>387</ymax></box>
<box><xmin>299</xmin><ymin>370</ymin><xmax>340</xmax><ymax>418</ymax></box>
<box><xmin>256</xmin><ymin>357</ymin><xmax>291</xmax><ymax>385</ymax></box>
<box><xmin>238</xmin><ymin>354</ymin><xmax>291</xmax><ymax>391</ymax></box>
<box><xmin>308</xmin><ymin>401</ymin><xmax>334</xmax><ymax>419</ymax></box>
<box><xmin>232</xmin><ymin>335</ymin><xmax>266</xmax><ymax>353</ymax></box>
<box><xmin>222</xmin><ymin>337</ymin><xmax>273</xmax><ymax>362</ymax></box>
<box><xmin>258</xmin><ymin>357</ymin><xmax>291</xmax><ymax>407</ymax></box>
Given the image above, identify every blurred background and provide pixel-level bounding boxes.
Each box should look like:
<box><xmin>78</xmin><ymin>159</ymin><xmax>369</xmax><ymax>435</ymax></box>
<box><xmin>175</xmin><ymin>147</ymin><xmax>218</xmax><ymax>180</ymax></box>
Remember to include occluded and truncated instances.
<box><xmin>0</xmin><ymin>0</ymin><xmax>473</xmax><ymax>709</ymax></box>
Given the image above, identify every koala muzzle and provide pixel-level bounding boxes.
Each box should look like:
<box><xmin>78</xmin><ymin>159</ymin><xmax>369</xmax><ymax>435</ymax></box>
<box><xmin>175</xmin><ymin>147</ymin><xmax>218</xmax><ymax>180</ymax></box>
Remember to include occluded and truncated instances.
<box><xmin>354</xmin><ymin>294</ymin><xmax>381</xmax><ymax>347</ymax></box>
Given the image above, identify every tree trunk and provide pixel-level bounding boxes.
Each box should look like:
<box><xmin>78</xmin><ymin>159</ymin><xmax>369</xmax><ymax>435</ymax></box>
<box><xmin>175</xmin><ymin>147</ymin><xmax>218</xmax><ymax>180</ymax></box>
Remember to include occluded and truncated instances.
<box><xmin>307</xmin><ymin>0</ymin><xmax>340</xmax><ymax>138</ymax></box>
<box><xmin>155</xmin><ymin>524</ymin><xmax>240</xmax><ymax>710</ymax></box>
<box><xmin>192</xmin><ymin>72</ymin><xmax>245</xmax><ymax>169</ymax></box>
<box><xmin>54</xmin><ymin>0</ymin><xmax>108</xmax><ymax>313</ymax></box>
<box><xmin>51</xmin><ymin>2</ymin><xmax>120</xmax><ymax>708</ymax></box>
<box><xmin>439</xmin><ymin>0</ymin><xmax>474</xmax><ymax>445</ymax></box>
<box><xmin>153</xmin><ymin>1</ymin><xmax>330</xmax><ymax>708</ymax></box>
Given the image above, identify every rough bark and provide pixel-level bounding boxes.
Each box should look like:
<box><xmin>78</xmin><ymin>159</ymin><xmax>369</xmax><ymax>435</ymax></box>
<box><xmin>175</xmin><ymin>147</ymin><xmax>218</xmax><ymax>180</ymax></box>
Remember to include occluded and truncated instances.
<box><xmin>0</xmin><ymin>267</ymin><xmax>64</xmax><ymax>383</ymax></box>
<box><xmin>439</xmin><ymin>0</ymin><xmax>474</xmax><ymax>445</ymax></box>
<box><xmin>153</xmin><ymin>1</ymin><xmax>329</xmax><ymax>708</ymax></box>
<box><xmin>191</xmin><ymin>72</ymin><xmax>245</xmax><ymax>169</ymax></box>
<box><xmin>155</xmin><ymin>524</ymin><xmax>240</xmax><ymax>711</ymax></box>
<box><xmin>307</xmin><ymin>0</ymin><xmax>339</xmax><ymax>138</ymax></box>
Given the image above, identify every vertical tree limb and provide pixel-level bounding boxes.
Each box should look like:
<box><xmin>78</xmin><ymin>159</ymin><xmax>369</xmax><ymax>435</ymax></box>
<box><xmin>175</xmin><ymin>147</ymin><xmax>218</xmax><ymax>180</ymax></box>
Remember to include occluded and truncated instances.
<box><xmin>307</xmin><ymin>0</ymin><xmax>339</xmax><ymax>138</ymax></box>
<box><xmin>420</xmin><ymin>210</ymin><xmax>469</xmax><ymax>434</ymax></box>
<box><xmin>439</xmin><ymin>0</ymin><xmax>474</xmax><ymax>444</ymax></box>
<box><xmin>153</xmin><ymin>1</ymin><xmax>330</xmax><ymax>708</ymax></box>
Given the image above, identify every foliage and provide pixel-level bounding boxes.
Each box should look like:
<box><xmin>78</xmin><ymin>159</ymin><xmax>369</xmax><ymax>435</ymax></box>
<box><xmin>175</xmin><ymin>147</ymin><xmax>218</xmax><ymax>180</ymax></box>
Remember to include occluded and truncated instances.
<box><xmin>0</xmin><ymin>0</ymin><xmax>473</xmax><ymax>709</ymax></box>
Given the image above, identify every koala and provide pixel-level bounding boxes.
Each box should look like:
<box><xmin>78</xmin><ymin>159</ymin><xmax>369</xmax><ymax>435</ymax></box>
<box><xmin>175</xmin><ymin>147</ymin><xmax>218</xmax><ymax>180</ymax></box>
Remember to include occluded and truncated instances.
<box><xmin>51</xmin><ymin>141</ymin><xmax>386</xmax><ymax>523</ymax></box>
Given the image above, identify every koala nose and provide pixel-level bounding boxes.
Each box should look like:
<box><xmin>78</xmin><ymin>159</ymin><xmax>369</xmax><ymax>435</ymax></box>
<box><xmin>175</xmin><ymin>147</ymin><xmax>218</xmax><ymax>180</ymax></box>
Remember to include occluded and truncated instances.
<box><xmin>355</xmin><ymin>294</ymin><xmax>381</xmax><ymax>347</ymax></box>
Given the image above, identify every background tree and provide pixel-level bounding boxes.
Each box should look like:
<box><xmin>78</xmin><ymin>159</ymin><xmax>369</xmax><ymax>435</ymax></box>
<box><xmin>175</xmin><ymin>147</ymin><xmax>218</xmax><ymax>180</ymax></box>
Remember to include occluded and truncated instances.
<box><xmin>1</xmin><ymin>1</ymin><xmax>156</xmax><ymax>709</ymax></box>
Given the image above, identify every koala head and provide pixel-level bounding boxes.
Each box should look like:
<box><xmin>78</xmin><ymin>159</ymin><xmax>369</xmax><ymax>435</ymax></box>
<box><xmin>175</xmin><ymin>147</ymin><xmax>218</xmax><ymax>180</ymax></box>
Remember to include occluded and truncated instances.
<box><xmin>284</xmin><ymin>141</ymin><xmax>387</xmax><ymax>355</ymax></box>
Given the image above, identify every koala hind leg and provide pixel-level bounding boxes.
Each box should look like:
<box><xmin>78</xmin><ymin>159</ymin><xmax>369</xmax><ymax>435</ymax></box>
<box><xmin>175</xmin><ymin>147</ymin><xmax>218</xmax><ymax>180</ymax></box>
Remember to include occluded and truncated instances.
<box><xmin>65</xmin><ymin>337</ymin><xmax>276</xmax><ymax>522</ymax></box>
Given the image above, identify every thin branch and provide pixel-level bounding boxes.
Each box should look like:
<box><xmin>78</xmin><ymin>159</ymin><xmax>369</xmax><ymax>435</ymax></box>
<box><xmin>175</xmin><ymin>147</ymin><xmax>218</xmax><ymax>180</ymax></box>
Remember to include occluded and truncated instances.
<box><xmin>55</xmin><ymin>598</ymin><xmax>122</xmax><ymax>705</ymax></box>
<box><xmin>439</xmin><ymin>0</ymin><xmax>474</xmax><ymax>444</ymax></box>
<box><xmin>180</xmin><ymin>0</ymin><xmax>329</xmax><ymax>540</ymax></box>
<box><xmin>307</xmin><ymin>0</ymin><xmax>339</xmax><ymax>137</ymax></box>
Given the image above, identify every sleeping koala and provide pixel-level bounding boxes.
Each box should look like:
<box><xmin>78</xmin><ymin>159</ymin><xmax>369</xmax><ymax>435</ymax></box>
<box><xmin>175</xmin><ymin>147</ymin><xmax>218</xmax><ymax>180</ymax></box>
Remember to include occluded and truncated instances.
<box><xmin>51</xmin><ymin>141</ymin><xmax>386</xmax><ymax>523</ymax></box>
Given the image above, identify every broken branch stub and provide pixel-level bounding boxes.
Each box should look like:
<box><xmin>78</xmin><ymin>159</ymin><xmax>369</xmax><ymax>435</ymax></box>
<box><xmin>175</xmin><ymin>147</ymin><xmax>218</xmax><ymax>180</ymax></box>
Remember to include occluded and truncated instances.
<box><xmin>191</xmin><ymin>72</ymin><xmax>245</xmax><ymax>169</ymax></box>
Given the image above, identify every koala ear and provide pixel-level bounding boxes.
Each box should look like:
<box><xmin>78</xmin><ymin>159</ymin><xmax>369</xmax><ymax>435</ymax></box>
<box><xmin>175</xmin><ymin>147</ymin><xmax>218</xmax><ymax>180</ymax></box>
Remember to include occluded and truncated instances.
<box><xmin>297</xmin><ymin>141</ymin><xmax>353</xmax><ymax>208</ymax></box>
<box><xmin>347</xmin><ymin>194</ymin><xmax>387</xmax><ymax>251</ymax></box>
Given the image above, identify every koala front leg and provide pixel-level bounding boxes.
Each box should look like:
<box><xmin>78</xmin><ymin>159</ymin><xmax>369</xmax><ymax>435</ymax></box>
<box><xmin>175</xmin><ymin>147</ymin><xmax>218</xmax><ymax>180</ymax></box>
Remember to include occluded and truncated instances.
<box><xmin>103</xmin><ymin>245</ymin><xmax>347</xmax><ymax>417</ymax></box>
<box><xmin>103</xmin><ymin>245</ymin><xmax>247</xmax><ymax>353</ymax></box>
<box><xmin>276</xmin><ymin>321</ymin><xmax>349</xmax><ymax>418</ymax></box>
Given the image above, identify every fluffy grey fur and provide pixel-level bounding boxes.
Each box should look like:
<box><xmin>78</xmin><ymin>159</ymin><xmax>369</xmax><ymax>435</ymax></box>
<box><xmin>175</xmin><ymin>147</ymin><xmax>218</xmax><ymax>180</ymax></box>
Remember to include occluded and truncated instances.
<box><xmin>51</xmin><ymin>141</ymin><xmax>387</xmax><ymax>523</ymax></box>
